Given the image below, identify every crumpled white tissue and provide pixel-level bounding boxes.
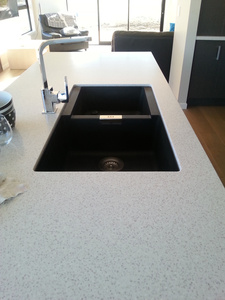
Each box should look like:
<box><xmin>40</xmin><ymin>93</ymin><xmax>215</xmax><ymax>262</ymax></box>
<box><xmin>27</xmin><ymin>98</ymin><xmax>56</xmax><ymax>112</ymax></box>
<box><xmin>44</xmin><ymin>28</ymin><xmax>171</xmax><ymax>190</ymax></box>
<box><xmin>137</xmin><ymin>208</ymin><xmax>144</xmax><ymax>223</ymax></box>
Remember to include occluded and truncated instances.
<box><xmin>0</xmin><ymin>173</ymin><xmax>27</xmax><ymax>204</ymax></box>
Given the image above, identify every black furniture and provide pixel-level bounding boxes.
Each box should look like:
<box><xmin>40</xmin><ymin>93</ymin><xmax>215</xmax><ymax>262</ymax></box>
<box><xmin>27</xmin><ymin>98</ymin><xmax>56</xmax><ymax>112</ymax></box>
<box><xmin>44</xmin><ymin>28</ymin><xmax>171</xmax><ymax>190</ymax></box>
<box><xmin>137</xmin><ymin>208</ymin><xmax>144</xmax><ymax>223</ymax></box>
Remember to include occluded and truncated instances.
<box><xmin>39</xmin><ymin>13</ymin><xmax>90</xmax><ymax>52</ymax></box>
<box><xmin>187</xmin><ymin>0</ymin><xmax>225</xmax><ymax>106</ymax></box>
<box><xmin>197</xmin><ymin>0</ymin><xmax>225</xmax><ymax>36</ymax></box>
<box><xmin>111</xmin><ymin>31</ymin><xmax>174</xmax><ymax>81</ymax></box>
<box><xmin>188</xmin><ymin>40</ymin><xmax>225</xmax><ymax>106</ymax></box>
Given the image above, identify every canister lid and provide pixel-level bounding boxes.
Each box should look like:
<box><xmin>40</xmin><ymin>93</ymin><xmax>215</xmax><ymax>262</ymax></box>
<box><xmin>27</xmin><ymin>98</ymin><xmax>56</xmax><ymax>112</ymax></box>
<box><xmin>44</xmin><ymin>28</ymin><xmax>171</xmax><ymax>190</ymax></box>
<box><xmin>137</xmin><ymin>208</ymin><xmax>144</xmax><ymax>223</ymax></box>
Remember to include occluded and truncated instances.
<box><xmin>0</xmin><ymin>91</ymin><xmax>12</xmax><ymax>110</ymax></box>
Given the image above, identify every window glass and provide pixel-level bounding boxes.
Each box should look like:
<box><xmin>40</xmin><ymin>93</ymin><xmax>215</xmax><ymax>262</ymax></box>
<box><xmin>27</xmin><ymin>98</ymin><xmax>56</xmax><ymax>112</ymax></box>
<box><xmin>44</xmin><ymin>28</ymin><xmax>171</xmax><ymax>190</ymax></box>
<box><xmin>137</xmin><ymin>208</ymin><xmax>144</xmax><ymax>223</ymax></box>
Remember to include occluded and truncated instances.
<box><xmin>68</xmin><ymin>0</ymin><xmax>164</xmax><ymax>43</ymax></box>
<box><xmin>129</xmin><ymin>0</ymin><xmax>161</xmax><ymax>31</ymax></box>
<box><xmin>99</xmin><ymin>0</ymin><xmax>128</xmax><ymax>43</ymax></box>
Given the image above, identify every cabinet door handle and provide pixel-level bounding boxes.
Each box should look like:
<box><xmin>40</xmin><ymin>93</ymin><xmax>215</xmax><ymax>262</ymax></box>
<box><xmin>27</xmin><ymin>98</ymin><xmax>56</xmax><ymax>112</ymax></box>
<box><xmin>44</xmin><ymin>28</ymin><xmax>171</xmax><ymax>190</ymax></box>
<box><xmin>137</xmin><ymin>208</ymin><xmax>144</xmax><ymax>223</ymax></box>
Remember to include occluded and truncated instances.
<box><xmin>216</xmin><ymin>46</ymin><xmax>221</xmax><ymax>61</ymax></box>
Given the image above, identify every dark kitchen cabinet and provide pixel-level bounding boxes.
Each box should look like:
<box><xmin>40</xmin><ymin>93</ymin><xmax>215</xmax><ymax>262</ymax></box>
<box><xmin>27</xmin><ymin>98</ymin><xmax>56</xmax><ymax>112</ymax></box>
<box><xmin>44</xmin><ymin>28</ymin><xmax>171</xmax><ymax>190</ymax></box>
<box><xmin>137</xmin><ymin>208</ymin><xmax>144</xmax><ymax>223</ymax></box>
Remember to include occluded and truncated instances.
<box><xmin>187</xmin><ymin>0</ymin><xmax>225</xmax><ymax>106</ymax></box>
<box><xmin>187</xmin><ymin>40</ymin><xmax>225</xmax><ymax>106</ymax></box>
<box><xmin>197</xmin><ymin>0</ymin><xmax>225</xmax><ymax>36</ymax></box>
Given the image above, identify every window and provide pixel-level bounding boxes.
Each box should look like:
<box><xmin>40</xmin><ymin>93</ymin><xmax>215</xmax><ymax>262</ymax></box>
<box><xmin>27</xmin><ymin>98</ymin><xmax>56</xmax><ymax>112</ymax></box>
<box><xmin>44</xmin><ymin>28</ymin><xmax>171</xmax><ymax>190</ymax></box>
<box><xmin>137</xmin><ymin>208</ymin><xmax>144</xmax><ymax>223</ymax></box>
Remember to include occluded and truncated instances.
<box><xmin>68</xmin><ymin>0</ymin><xmax>166</xmax><ymax>44</ymax></box>
<box><xmin>17</xmin><ymin>0</ymin><xmax>32</xmax><ymax>34</ymax></box>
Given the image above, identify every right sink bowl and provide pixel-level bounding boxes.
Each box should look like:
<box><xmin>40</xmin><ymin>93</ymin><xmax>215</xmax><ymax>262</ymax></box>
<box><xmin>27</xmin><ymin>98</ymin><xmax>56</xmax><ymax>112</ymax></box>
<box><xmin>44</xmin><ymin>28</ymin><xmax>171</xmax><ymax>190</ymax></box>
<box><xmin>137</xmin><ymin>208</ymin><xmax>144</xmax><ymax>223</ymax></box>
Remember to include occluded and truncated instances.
<box><xmin>34</xmin><ymin>86</ymin><xmax>180</xmax><ymax>172</ymax></box>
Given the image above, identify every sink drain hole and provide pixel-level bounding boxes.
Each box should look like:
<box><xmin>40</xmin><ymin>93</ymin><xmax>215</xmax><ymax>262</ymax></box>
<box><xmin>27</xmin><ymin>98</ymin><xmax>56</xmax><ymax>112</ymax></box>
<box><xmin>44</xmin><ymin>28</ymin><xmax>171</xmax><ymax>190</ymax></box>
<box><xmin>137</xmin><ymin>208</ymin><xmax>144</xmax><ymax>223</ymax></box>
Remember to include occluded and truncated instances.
<box><xmin>99</xmin><ymin>157</ymin><xmax>124</xmax><ymax>171</ymax></box>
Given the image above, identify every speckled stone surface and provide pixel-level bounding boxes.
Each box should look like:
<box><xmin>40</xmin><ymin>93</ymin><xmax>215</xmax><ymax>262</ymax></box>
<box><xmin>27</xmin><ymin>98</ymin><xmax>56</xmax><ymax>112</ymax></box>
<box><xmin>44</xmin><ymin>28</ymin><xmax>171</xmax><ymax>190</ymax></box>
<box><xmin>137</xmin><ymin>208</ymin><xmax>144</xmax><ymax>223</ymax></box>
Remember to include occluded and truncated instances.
<box><xmin>0</xmin><ymin>52</ymin><xmax>225</xmax><ymax>299</ymax></box>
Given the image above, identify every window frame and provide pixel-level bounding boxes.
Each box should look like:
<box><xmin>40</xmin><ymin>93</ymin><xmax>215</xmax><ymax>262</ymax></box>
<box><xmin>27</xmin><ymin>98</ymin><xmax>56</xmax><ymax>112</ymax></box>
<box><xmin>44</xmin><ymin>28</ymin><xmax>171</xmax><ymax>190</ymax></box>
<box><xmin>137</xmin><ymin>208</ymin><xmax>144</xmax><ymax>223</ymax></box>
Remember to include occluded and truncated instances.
<box><xmin>17</xmin><ymin>0</ymin><xmax>32</xmax><ymax>35</ymax></box>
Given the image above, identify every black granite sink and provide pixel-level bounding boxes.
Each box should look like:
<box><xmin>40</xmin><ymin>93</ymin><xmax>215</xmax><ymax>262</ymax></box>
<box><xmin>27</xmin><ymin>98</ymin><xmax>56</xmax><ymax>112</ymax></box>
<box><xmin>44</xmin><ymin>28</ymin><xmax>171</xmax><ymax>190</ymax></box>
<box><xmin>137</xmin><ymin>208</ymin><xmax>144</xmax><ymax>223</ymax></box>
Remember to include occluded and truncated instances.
<box><xmin>34</xmin><ymin>86</ymin><xmax>180</xmax><ymax>172</ymax></box>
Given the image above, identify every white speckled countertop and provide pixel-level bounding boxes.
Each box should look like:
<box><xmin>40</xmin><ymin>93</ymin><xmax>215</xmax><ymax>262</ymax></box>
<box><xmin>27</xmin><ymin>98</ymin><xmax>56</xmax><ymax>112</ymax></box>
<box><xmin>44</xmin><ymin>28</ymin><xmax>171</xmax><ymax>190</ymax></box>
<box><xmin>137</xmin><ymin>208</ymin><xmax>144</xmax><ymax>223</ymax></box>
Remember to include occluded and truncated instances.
<box><xmin>0</xmin><ymin>52</ymin><xmax>225</xmax><ymax>299</ymax></box>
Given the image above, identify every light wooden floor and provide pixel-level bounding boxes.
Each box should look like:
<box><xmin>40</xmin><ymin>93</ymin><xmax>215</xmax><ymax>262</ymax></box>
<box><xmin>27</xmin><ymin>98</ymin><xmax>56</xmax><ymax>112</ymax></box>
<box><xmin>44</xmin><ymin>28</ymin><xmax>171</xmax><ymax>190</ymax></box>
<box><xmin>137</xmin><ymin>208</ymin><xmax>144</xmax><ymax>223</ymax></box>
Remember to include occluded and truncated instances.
<box><xmin>184</xmin><ymin>106</ymin><xmax>225</xmax><ymax>187</ymax></box>
<box><xmin>1</xmin><ymin>66</ymin><xmax>225</xmax><ymax>187</ymax></box>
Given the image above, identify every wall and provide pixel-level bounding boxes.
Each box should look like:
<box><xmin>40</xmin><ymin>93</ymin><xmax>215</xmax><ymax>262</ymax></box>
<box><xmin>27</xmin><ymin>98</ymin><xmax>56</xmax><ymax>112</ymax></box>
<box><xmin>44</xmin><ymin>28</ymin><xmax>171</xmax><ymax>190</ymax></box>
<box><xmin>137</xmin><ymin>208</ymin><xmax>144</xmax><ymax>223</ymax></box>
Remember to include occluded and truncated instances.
<box><xmin>169</xmin><ymin>0</ymin><xmax>202</xmax><ymax>108</ymax></box>
<box><xmin>0</xmin><ymin>0</ymin><xmax>37</xmax><ymax>69</ymax></box>
<box><xmin>164</xmin><ymin>0</ymin><xmax>177</xmax><ymax>31</ymax></box>
<box><xmin>0</xmin><ymin>16</ymin><xmax>27</xmax><ymax>69</ymax></box>
<box><xmin>38</xmin><ymin>0</ymin><xmax>66</xmax><ymax>14</ymax></box>
<box><xmin>0</xmin><ymin>16</ymin><xmax>22</xmax><ymax>52</ymax></box>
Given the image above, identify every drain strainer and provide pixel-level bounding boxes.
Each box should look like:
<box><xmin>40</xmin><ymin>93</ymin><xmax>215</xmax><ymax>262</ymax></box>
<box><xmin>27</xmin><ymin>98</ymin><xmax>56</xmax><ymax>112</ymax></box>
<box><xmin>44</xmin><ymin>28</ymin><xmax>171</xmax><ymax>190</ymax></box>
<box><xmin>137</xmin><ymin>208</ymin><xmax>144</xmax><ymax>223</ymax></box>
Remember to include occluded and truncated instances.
<box><xmin>99</xmin><ymin>157</ymin><xmax>124</xmax><ymax>171</ymax></box>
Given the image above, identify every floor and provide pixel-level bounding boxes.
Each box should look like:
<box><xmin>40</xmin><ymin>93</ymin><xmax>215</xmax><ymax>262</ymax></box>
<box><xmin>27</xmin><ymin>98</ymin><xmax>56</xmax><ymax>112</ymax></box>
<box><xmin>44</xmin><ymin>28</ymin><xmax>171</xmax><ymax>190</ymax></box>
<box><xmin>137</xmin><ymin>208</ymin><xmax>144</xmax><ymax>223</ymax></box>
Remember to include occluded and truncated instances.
<box><xmin>184</xmin><ymin>106</ymin><xmax>225</xmax><ymax>187</ymax></box>
<box><xmin>0</xmin><ymin>46</ymin><xmax>225</xmax><ymax>187</ymax></box>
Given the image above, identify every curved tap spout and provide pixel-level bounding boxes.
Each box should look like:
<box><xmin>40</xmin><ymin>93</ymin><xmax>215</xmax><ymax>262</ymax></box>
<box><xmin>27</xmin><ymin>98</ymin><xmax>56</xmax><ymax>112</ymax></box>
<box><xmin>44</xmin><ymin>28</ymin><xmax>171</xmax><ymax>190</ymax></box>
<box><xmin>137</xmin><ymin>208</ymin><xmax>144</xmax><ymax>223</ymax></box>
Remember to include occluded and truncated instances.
<box><xmin>38</xmin><ymin>37</ymin><xmax>91</xmax><ymax>113</ymax></box>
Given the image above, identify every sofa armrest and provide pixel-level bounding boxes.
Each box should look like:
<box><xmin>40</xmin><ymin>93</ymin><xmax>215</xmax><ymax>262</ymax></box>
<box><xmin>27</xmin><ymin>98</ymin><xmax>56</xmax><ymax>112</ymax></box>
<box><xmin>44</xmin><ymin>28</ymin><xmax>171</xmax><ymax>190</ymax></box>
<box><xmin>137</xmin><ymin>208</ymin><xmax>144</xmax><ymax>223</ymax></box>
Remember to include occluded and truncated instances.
<box><xmin>42</xmin><ymin>32</ymin><xmax>62</xmax><ymax>39</ymax></box>
<box><xmin>79</xmin><ymin>29</ymin><xmax>89</xmax><ymax>36</ymax></box>
<box><xmin>50</xmin><ymin>32</ymin><xmax>62</xmax><ymax>38</ymax></box>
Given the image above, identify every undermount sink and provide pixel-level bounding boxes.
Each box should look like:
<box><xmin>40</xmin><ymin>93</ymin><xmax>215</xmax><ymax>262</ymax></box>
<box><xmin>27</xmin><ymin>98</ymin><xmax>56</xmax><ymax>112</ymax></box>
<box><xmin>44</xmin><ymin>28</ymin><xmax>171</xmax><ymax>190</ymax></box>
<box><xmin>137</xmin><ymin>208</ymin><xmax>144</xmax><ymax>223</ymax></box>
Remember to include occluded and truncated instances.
<box><xmin>34</xmin><ymin>86</ymin><xmax>180</xmax><ymax>172</ymax></box>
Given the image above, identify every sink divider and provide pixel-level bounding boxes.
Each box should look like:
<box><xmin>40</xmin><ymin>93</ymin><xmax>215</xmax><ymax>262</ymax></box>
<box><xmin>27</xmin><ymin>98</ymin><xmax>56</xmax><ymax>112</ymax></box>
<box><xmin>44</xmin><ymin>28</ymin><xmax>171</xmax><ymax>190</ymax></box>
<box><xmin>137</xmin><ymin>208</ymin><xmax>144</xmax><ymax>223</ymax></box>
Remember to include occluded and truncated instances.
<box><xmin>70</xmin><ymin>115</ymin><xmax>151</xmax><ymax>120</ymax></box>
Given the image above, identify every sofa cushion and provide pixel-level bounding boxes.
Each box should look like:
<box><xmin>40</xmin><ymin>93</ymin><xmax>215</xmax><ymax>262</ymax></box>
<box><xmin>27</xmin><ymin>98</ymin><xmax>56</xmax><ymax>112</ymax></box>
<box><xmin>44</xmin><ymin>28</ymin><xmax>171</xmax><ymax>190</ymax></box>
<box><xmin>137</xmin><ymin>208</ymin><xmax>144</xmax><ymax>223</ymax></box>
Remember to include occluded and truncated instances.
<box><xmin>44</xmin><ymin>13</ymin><xmax>78</xmax><ymax>29</ymax></box>
<box><xmin>44</xmin><ymin>13</ymin><xmax>66</xmax><ymax>28</ymax></box>
<box><xmin>60</xmin><ymin>27</ymin><xmax>80</xmax><ymax>36</ymax></box>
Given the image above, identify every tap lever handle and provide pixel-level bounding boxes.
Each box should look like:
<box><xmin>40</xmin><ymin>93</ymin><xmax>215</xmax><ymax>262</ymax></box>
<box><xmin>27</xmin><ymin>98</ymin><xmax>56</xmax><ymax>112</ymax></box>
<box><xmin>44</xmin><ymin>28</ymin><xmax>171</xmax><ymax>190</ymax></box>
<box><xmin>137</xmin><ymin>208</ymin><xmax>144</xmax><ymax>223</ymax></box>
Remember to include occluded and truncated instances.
<box><xmin>57</xmin><ymin>76</ymin><xmax>69</xmax><ymax>103</ymax></box>
<box><xmin>57</xmin><ymin>92</ymin><xmax>67</xmax><ymax>103</ymax></box>
<box><xmin>64</xmin><ymin>76</ymin><xmax>69</xmax><ymax>103</ymax></box>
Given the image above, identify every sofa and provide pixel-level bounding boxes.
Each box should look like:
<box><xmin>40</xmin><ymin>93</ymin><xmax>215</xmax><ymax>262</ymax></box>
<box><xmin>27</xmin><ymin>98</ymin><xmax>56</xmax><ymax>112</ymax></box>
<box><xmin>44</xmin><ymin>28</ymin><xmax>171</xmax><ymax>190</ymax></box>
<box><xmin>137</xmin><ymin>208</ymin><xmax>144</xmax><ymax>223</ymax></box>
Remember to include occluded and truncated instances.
<box><xmin>111</xmin><ymin>31</ymin><xmax>174</xmax><ymax>81</ymax></box>
<box><xmin>39</xmin><ymin>13</ymin><xmax>90</xmax><ymax>52</ymax></box>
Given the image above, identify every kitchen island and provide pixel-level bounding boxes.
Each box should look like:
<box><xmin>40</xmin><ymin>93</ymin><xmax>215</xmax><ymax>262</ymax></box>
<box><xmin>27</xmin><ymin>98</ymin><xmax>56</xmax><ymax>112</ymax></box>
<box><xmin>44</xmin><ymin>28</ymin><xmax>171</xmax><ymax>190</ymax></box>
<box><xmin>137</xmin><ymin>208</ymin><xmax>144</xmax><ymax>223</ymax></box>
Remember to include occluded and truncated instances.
<box><xmin>0</xmin><ymin>52</ymin><xmax>225</xmax><ymax>299</ymax></box>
